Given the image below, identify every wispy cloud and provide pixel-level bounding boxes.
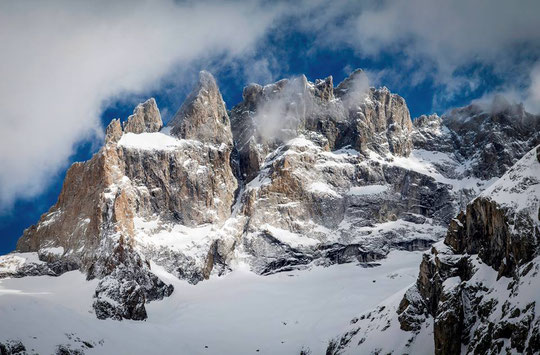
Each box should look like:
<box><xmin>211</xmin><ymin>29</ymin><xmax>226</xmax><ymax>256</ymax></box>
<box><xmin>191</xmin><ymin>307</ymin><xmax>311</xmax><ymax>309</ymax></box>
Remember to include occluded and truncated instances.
<box><xmin>291</xmin><ymin>0</ymin><xmax>540</xmax><ymax>111</ymax></box>
<box><xmin>1</xmin><ymin>0</ymin><xmax>539</xmax><ymax>210</ymax></box>
<box><xmin>0</xmin><ymin>0</ymin><xmax>283</xmax><ymax>209</ymax></box>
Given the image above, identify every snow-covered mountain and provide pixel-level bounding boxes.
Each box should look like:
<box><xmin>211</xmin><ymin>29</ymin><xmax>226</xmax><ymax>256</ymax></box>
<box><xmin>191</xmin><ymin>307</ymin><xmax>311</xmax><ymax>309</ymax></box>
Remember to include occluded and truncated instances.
<box><xmin>0</xmin><ymin>69</ymin><xmax>538</xmax><ymax>354</ymax></box>
<box><xmin>328</xmin><ymin>145</ymin><xmax>540</xmax><ymax>354</ymax></box>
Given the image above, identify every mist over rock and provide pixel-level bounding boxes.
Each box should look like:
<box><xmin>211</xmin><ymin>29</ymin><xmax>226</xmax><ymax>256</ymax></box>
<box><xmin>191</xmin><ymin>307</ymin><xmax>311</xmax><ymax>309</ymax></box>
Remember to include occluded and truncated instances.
<box><xmin>3</xmin><ymin>68</ymin><xmax>540</xmax><ymax>330</ymax></box>
<box><xmin>230</xmin><ymin>69</ymin><xmax>414</xmax><ymax>183</ymax></box>
<box><xmin>443</xmin><ymin>100</ymin><xmax>540</xmax><ymax>179</ymax></box>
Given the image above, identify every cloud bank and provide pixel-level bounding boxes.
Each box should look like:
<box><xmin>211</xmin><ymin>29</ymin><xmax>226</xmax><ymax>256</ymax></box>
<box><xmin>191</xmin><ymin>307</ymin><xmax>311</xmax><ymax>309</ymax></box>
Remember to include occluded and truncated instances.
<box><xmin>1</xmin><ymin>0</ymin><xmax>539</xmax><ymax>210</ymax></box>
<box><xmin>0</xmin><ymin>0</ymin><xmax>281</xmax><ymax>208</ymax></box>
<box><xmin>295</xmin><ymin>0</ymin><xmax>540</xmax><ymax>110</ymax></box>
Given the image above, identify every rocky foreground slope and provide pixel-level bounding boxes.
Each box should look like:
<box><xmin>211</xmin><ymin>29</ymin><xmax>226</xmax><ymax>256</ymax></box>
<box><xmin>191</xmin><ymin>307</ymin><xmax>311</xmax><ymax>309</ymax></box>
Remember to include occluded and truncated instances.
<box><xmin>1</xmin><ymin>69</ymin><xmax>539</xmax><ymax>324</ymax></box>
<box><xmin>328</xmin><ymin>145</ymin><xmax>540</xmax><ymax>354</ymax></box>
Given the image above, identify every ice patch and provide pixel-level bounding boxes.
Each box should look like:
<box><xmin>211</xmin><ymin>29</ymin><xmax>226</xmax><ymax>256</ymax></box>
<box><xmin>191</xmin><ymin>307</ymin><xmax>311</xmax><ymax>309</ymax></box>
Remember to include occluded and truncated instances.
<box><xmin>40</xmin><ymin>247</ymin><xmax>64</xmax><ymax>256</ymax></box>
<box><xmin>480</xmin><ymin>145</ymin><xmax>540</xmax><ymax>222</ymax></box>
<box><xmin>348</xmin><ymin>185</ymin><xmax>388</xmax><ymax>196</ymax></box>
<box><xmin>261</xmin><ymin>224</ymin><xmax>319</xmax><ymax>247</ymax></box>
<box><xmin>308</xmin><ymin>182</ymin><xmax>341</xmax><ymax>198</ymax></box>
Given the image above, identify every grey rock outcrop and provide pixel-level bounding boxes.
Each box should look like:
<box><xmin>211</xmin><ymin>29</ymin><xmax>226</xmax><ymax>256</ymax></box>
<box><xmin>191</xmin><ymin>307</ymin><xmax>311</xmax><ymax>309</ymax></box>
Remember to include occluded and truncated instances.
<box><xmin>230</xmin><ymin>69</ymin><xmax>413</xmax><ymax>182</ymax></box>
<box><xmin>169</xmin><ymin>71</ymin><xmax>233</xmax><ymax>146</ymax></box>
<box><xmin>0</xmin><ymin>339</ymin><xmax>26</xmax><ymax>355</ymax></box>
<box><xmin>92</xmin><ymin>239</ymin><xmax>173</xmax><ymax>321</ymax></box>
<box><xmin>442</xmin><ymin>100</ymin><xmax>540</xmax><ymax>180</ymax></box>
<box><xmin>122</xmin><ymin>98</ymin><xmax>162</xmax><ymax>134</ymax></box>
<box><xmin>411</xmin><ymin>114</ymin><xmax>454</xmax><ymax>153</ymax></box>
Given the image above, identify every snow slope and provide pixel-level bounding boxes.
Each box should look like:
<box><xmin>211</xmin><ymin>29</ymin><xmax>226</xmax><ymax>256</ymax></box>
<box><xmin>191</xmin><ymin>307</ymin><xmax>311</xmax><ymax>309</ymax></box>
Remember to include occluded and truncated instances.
<box><xmin>480</xmin><ymin>146</ymin><xmax>540</xmax><ymax>221</ymax></box>
<box><xmin>0</xmin><ymin>251</ymin><xmax>422</xmax><ymax>355</ymax></box>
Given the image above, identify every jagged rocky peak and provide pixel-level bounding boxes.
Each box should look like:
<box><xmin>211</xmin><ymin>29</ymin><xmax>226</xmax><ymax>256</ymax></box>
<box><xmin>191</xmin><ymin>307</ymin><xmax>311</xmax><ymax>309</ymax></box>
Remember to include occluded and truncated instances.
<box><xmin>334</xmin><ymin>68</ymin><xmax>366</xmax><ymax>97</ymax></box>
<box><xmin>314</xmin><ymin>75</ymin><xmax>334</xmax><ymax>101</ymax></box>
<box><xmin>353</xmin><ymin>85</ymin><xmax>413</xmax><ymax>156</ymax></box>
<box><xmin>444</xmin><ymin>97</ymin><xmax>537</xmax><ymax>134</ymax></box>
<box><xmin>411</xmin><ymin>113</ymin><xmax>455</xmax><ymax>153</ymax></box>
<box><xmin>335</xmin><ymin>69</ymin><xmax>413</xmax><ymax>156</ymax></box>
<box><xmin>169</xmin><ymin>70</ymin><xmax>233</xmax><ymax>146</ymax></box>
<box><xmin>413</xmin><ymin>113</ymin><xmax>442</xmax><ymax>128</ymax></box>
<box><xmin>230</xmin><ymin>68</ymin><xmax>413</xmax><ymax>181</ymax></box>
<box><xmin>122</xmin><ymin>97</ymin><xmax>163</xmax><ymax>134</ymax></box>
<box><xmin>440</xmin><ymin>96</ymin><xmax>540</xmax><ymax>180</ymax></box>
<box><xmin>104</xmin><ymin>97</ymin><xmax>162</xmax><ymax>144</ymax></box>
<box><xmin>11</xmin><ymin>73</ymin><xmax>242</xmax><ymax>320</ymax></box>
<box><xmin>105</xmin><ymin>118</ymin><xmax>123</xmax><ymax>143</ymax></box>
<box><xmin>241</xmin><ymin>74</ymin><xmax>334</xmax><ymax>107</ymax></box>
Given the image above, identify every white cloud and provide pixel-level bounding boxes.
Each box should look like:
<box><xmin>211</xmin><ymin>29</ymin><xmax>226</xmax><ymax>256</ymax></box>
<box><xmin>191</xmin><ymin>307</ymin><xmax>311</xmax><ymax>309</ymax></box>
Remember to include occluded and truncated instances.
<box><xmin>470</xmin><ymin>62</ymin><xmax>540</xmax><ymax>114</ymax></box>
<box><xmin>527</xmin><ymin>63</ymin><xmax>540</xmax><ymax>113</ymax></box>
<box><xmin>0</xmin><ymin>0</ymin><xmax>282</xmax><ymax>208</ymax></box>
<box><xmin>1</xmin><ymin>0</ymin><xmax>539</xmax><ymax>210</ymax></box>
<box><xmin>295</xmin><ymin>0</ymin><xmax>540</xmax><ymax>110</ymax></box>
<box><xmin>354</xmin><ymin>0</ymin><xmax>540</xmax><ymax>77</ymax></box>
<box><xmin>252</xmin><ymin>76</ymin><xmax>309</xmax><ymax>139</ymax></box>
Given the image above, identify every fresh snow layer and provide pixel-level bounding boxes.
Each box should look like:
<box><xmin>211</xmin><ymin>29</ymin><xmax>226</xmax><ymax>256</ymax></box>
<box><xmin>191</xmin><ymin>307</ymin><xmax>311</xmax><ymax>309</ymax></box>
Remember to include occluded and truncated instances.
<box><xmin>367</xmin><ymin>149</ymin><xmax>496</xmax><ymax>192</ymax></box>
<box><xmin>40</xmin><ymin>246</ymin><xmax>65</xmax><ymax>256</ymax></box>
<box><xmin>260</xmin><ymin>224</ymin><xmax>319</xmax><ymax>247</ymax></box>
<box><xmin>118</xmin><ymin>131</ymin><xmax>226</xmax><ymax>152</ymax></box>
<box><xmin>347</xmin><ymin>184</ymin><xmax>388</xmax><ymax>196</ymax></box>
<box><xmin>0</xmin><ymin>253</ymin><xmax>45</xmax><ymax>274</ymax></box>
<box><xmin>0</xmin><ymin>250</ymin><xmax>422</xmax><ymax>355</ymax></box>
<box><xmin>118</xmin><ymin>132</ymin><xmax>185</xmax><ymax>150</ymax></box>
<box><xmin>480</xmin><ymin>145</ymin><xmax>540</xmax><ymax>221</ymax></box>
<box><xmin>133</xmin><ymin>217</ymin><xmax>216</xmax><ymax>257</ymax></box>
<box><xmin>308</xmin><ymin>182</ymin><xmax>341</xmax><ymax>198</ymax></box>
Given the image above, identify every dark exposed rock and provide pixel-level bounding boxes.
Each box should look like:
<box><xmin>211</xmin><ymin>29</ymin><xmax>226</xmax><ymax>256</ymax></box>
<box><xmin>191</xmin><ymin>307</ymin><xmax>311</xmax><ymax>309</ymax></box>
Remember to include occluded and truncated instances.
<box><xmin>0</xmin><ymin>253</ymin><xmax>80</xmax><ymax>279</ymax></box>
<box><xmin>397</xmin><ymin>146</ymin><xmax>540</xmax><ymax>354</ymax></box>
<box><xmin>445</xmin><ymin>198</ymin><xmax>536</xmax><ymax>277</ymax></box>
<box><xmin>55</xmin><ymin>345</ymin><xmax>84</xmax><ymax>355</ymax></box>
<box><xmin>442</xmin><ymin>101</ymin><xmax>540</xmax><ymax>180</ymax></box>
<box><xmin>90</xmin><ymin>237</ymin><xmax>173</xmax><ymax>320</ymax></box>
<box><xmin>243</xmin><ymin>231</ymin><xmax>314</xmax><ymax>275</ymax></box>
<box><xmin>0</xmin><ymin>340</ymin><xmax>26</xmax><ymax>355</ymax></box>
<box><xmin>318</xmin><ymin>243</ymin><xmax>385</xmax><ymax>264</ymax></box>
<box><xmin>392</xmin><ymin>238</ymin><xmax>433</xmax><ymax>251</ymax></box>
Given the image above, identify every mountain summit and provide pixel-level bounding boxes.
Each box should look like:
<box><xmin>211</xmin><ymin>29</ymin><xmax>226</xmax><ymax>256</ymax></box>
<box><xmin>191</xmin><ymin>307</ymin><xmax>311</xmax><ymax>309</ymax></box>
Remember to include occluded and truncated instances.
<box><xmin>1</xmin><ymin>69</ymin><xmax>539</xmax><ymax>353</ymax></box>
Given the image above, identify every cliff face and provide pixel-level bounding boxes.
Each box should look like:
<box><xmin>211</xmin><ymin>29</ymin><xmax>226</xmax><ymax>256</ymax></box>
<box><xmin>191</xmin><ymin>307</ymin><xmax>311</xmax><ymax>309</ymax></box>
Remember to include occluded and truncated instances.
<box><xmin>330</xmin><ymin>145</ymin><xmax>540</xmax><ymax>355</ymax></box>
<box><xmin>414</xmin><ymin>146</ymin><xmax>540</xmax><ymax>354</ymax></box>
<box><xmin>4</xmin><ymin>69</ymin><xmax>540</xmax><ymax>323</ymax></box>
<box><xmin>443</xmin><ymin>100</ymin><xmax>540</xmax><ymax>180</ymax></box>
<box><xmin>14</xmin><ymin>71</ymin><xmax>237</xmax><ymax>319</ymax></box>
<box><xmin>230</xmin><ymin>69</ymin><xmax>414</xmax><ymax>182</ymax></box>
